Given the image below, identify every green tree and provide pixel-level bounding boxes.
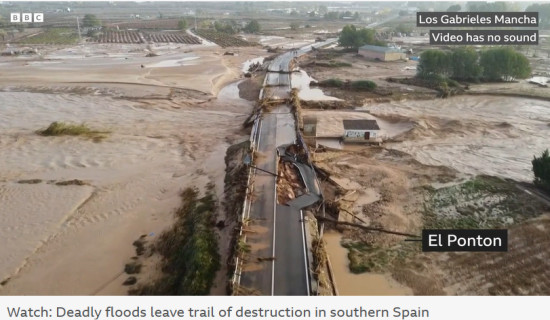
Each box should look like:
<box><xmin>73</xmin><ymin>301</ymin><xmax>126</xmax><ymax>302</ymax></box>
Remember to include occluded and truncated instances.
<box><xmin>324</xmin><ymin>12</ymin><xmax>339</xmax><ymax>20</ymax></box>
<box><xmin>532</xmin><ymin>149</ymin><xmax>550</xmax><ymax>192</ymax></box>
<box><xmin>214</xmin><ymin>21</ymin><xmax>236</xmax><ymax>34</ymax></box>
<box><xmin>178</xmin><ymin>19</ymin><xmax>188</xmax><ymax>31</ymax></box>
<box><xmin>290</xmin><ymin>22</ymin><xmax>299</xmax><ymax>31</ymax></box>
<box><xmin>446</xmin><ymin>4</ymin><xmax>462</xmax><ymax>12</ymax></box>
<box><xmin>450</xmin><ymin>47</ymin><xmax>481</xmax><ymax>81</ymax></box>
<box><xmin>338</xmin><ymin>25</ymin><xmax>380</xmax><ymax>50</ymax></box>
<box><xmin>395</xmin><ymin>23</ymin><xmax>412</xmax><ymax>34</ymax></box>
<box><xmin>340</xmin><ymin>11</ymin><xmax>353</xmax><ymax>19</ymax></box>
<box><xmin>480</xmin><ymin>47</ymin><xmax>531</xmax><ymax>81</ymax></box>
<box><xmin>417</xmin><ymin>50</ymin><xmax>452</xmax><ymax>78</ymax></box>
<box><xmin>243</xmin><ymin>20</ymin><xmax>260</xmax><ymax>33</ymax></box>
<box><xmin>82</xmin><ymin>14</ymin><xmax>101</xmax><ymax>28</ymax></box>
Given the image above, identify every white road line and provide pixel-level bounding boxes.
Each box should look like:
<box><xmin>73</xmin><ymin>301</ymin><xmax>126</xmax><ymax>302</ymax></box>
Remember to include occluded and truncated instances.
<box><xmin>300</xmin><ymin>209</ymin><xmax>310</xmax><ymax>296</ymax></box>
<box><xmin>256</xmin><ymin>120</ymin><xmax>263</xmax><ymax>150</ymax></box>
<box><xmin>271</xmin><ymin>173</ymin><xmax>277</xmax><ymax>296</ymax></box>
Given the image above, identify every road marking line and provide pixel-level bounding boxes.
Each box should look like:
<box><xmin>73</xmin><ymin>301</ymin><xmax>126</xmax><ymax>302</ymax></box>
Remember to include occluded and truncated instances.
<box><xmin>271</xmin><ymin>174</ymin><xmax>277</xmax><ymax>296</ymax></box>
<box><xmin>256</xmin><ymin>120</ymin><xmax>263</xmax><ymax>150</ymax></box>
<box><xmin>300</xmin><ymin>209</ymin><xmax>311</xmax><ymax>296</ymax></box>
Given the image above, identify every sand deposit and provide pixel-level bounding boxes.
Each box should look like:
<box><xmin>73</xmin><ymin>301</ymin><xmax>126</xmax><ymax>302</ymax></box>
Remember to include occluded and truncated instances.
<box><xmin>369</xmin><ymin>95</ymin><xmax>550</xmax><ymax>182</ymax></box>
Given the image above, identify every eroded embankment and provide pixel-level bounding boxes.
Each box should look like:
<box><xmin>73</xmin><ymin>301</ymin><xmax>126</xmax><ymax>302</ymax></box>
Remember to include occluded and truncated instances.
<box><xmin>126</xmin><ymin>186</ymin><xmax>220</xmax><ymax>295</ymax></box>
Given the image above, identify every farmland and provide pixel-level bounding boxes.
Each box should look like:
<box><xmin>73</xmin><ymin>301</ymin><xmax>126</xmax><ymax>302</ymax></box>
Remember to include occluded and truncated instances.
<box><xmin>146</xmin><ymin>32</ymin><xmax>201</xmax><ymax>44</ymax></box>
<box><xmin>93</xmin><ymin>31</ymin><xmax>144</xmax><ymax>43</ymax></box>
<box><xmin>17</xmin><ymin>28</ymin><xmax>79</xmax><ymax>45</ymax></box>
<box><xmin>194</xmin><ymin>29</ymin><xmax>256</xmax><ymax>47</ymax></box>
<box><xmin>92</xmin><ymin>31</ymin><xmax>201</xmax><ymax>44</ymax></box>
<box><xmin>110</xmin><ymin>19</ymin><xmax>182</xmax><ymax>30</ymax></box>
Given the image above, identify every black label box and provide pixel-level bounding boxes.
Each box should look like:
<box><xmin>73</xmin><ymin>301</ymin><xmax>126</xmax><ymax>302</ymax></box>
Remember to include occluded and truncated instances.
<box><xmin>422</xmin><ymin>229</ymin><xmax>508</xmax><ymax>252</ymax></box>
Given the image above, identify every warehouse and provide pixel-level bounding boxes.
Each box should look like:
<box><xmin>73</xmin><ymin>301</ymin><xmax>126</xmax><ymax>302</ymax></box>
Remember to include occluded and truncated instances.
<box><xmin>358</xmin><ymin>44</ymin><xmax>406</xmax><ymax>61</ymax></box>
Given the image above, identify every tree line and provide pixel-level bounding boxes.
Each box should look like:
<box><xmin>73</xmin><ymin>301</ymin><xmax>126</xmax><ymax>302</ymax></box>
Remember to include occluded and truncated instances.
<box><xmin>206</xmin><ymin>19</ymin><xmax>260</xmax><ymax>34</ymax></box>
<box><xmin>417</xmin><ymin>47</ymin><xmax>531</xmax><ymax>82</ymax></box>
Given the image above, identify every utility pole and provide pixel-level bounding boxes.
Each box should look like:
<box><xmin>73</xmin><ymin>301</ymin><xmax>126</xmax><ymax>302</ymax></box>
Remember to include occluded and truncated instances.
<box><xmin>76</xmin><ymin>16</ymin><xmax>81</xmax><ymax>41</ymax></box>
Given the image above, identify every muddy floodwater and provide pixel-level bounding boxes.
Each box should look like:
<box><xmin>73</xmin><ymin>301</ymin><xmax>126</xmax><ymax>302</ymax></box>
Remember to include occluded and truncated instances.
<box><xmin>324</xmin><ymin>232</ymin><xmax>412</xmax><ymax>295</ymax></box>
<box><xmin>369</xmin><ymin>95</ymin><xmax>550</xmax><ymax>182</ymax></box>
<box><xmin>292</xmin><ymin>70</ymin><xmax>341</xmax><ymax>101</ymax></box>
<box><xmin>0</xmin><ymin>90</ymin><xmax>250</xmax><ymax>294</ymax></box>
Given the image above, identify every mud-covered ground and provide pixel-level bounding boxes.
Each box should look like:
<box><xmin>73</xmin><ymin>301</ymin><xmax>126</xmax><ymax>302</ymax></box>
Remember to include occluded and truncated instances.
<box><xmin>301</xmin><ymin>49</ymin><xmax>550</xmax><ymax>296</ymax></box>
<box><xmin>0</xmin><ymin>40</ymin><xmax>262</xmax><ymax>295</ymax></box>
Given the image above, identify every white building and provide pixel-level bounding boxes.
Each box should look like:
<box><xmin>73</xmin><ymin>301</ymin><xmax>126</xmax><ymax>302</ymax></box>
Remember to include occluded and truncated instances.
<box><xmin>343</xmin><ymin>119</ymin><xmax>380</xmax><ymax>141</ymax></box>
<box><xmin>358</xmin><ymin>44</ymin><xmax>406</xmax><ymax>61</ymax></box>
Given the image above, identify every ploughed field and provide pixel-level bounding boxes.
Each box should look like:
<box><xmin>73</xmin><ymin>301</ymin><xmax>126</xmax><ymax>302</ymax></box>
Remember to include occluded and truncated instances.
<box><xmin>194</xmin><ymin>29</ymin><xmax>256</xmax><ymax>47</ymax></box>
<box><xmin>91</xmin><ymin>31</ymin><xmax>201</xmax><ymax>44</ymax></box>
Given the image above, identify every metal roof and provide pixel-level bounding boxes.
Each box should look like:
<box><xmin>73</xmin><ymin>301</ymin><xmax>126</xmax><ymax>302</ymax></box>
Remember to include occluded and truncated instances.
<box><xmin>343</xmin><ymin>119</ymin><xmax>380</xmax><ymax>131</ymax></box>
<box><xmin>358</xmin><ymin>45</ymin><xmax>403</xmax><ymax>53</ymax></box>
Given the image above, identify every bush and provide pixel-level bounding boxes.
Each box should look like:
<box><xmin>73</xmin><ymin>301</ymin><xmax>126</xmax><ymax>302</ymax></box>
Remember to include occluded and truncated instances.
<box><xmin>446</xmin><ymin>79</ymin><xmax>460</xmax><ymax>87</ymax></box>
<box><xmin>480</xmin><ymin>47</ymin><xmax>531</xmax><ymax>81</ymax></box>
<box><xmin>319</xmin><ymin>78</ymin><xmax>344</xmax><ymax>87</ymax></box>
<box><xmin>243</xmin><ymin>20</ymin><xmax>260</xmax><ymax>34</ymax></box>
<box><xmin>419</xmin><ymin>74</ymin><xmax>447</xmax><ymax>87</ymax></box>
<box><xmin>532</xmin><ymin>149</ymin><xmax>550</xmax><ymax>192</ymax></box>
<box><xmin>350</xmin><ymin>80</ymin><xmax>377</xmax><ymax>90</ymax></box>
<box><xmin>450</xmin><ymin>47</ymin><xmax>481</xmax><ymax>81</ymax></box>
<box><xmin>38</xmin><ymin>122</ymin><xmax>91</xmax><ymax>136</ymax></box>
<box><xmin>37</xmin><ymin>121</ymin><xmax>108</xmax><ymax>141</ymax></box>
<box><xmin>417</xmin><ymin>49</ymin><xmax>451</xmax><ymax>78</ymax></box>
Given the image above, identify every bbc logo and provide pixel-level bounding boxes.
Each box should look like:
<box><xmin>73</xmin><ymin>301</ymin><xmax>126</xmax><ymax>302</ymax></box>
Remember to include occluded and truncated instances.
<box><xmin>10</xmin><ymin>13</ymin><xmax>44</xmax><ymax>23</ymax></box>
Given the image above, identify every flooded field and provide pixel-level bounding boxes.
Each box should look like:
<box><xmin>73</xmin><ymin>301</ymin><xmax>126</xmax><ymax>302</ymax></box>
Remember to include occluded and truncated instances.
<box><xmin>370</xmin><ymin>95</ymin><xmax>550</xmax><ymax>182</ymax></box>
<box><xmin>0</xmin><ymin>90</ymin><xmax>252</xmax><ymax>294</ymax></box>
<box><xmin>292</xmin><ymin>70</ymin><xmax>341</xmax><ymax>101</ymax></box>
<box><xmin>324</xmin><ymin>232</ymin><xmax>412</xmax><ymax>295</ymax></box>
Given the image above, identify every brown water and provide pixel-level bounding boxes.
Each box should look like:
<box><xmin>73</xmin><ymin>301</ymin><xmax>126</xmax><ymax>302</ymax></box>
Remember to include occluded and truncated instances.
<box><xmin>324</xmin><ymin>232</ymin><xmax>413</xmax><ymax>296</ymax></box>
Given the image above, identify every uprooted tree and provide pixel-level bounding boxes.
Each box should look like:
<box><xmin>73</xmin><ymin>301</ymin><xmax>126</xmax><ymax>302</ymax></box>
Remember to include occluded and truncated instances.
<box><xmin>532</xmin><ymin>149</ymin><xmax>550</xmax><ymax>193</ymax></box>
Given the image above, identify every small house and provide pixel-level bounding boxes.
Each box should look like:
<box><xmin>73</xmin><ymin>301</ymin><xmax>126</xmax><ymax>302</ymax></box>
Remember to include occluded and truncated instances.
<box><xmin>358</xmin><ymin>44</ymin><xmax>406</xmax><ymax>61</ymax></box>
<box><xmin>343</xmin><ymin>119</ymin><xmax>380</xmax><ymax>141</ymax></box>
